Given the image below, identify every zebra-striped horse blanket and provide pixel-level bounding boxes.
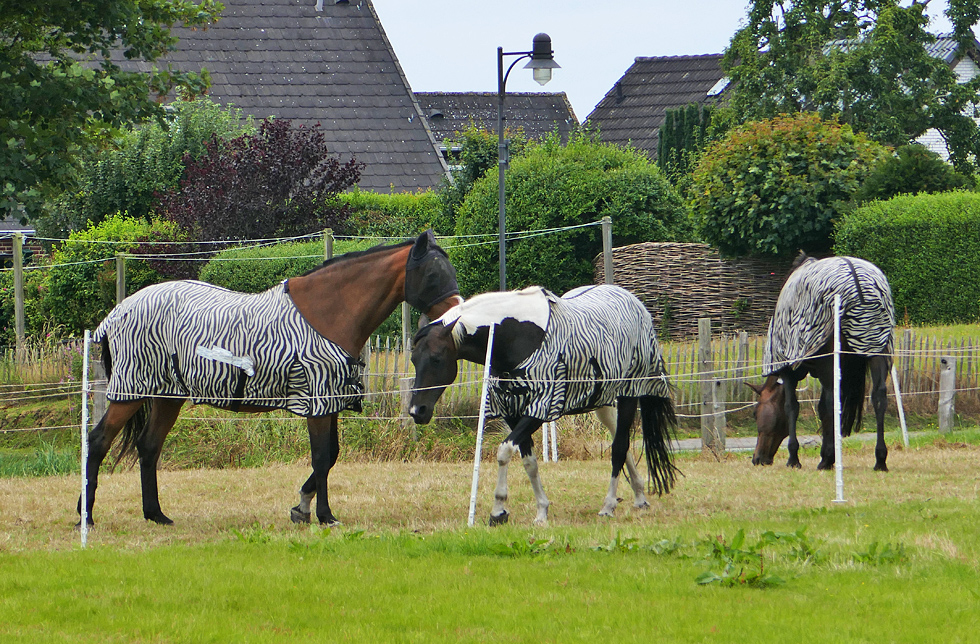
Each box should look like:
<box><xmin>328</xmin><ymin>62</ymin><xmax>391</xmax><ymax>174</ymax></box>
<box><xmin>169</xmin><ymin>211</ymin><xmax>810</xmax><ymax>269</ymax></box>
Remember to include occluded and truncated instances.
<box><xmin>488</xmin><ymin>285</ymin><xmax>671</xmax><ymax>421</ymax></box>
<box><xmin>763</xmin><ymin>256</ymin><xmax>895</xmax><ymax>374</ymax></box>
<box><xmin>94</xmin><ymin>280</ymin><xmax>363</xmax><ymax>416</ymax></box>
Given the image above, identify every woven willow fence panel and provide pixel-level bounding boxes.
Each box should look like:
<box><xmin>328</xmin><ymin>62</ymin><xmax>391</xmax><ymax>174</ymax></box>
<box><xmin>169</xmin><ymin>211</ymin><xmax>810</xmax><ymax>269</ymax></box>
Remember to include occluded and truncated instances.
<box><xmin>594</xmin><ymin>242</ymin><xmax>794</xmax><ymax>340</ymax></box>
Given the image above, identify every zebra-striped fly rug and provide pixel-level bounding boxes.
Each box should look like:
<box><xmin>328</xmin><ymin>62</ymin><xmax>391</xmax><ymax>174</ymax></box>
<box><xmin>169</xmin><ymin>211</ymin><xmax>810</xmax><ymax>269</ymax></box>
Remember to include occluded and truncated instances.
<box><xmin>95</xmin><ymin>280</ymin><xmax>363</xmax><ymax>416</ymax></box>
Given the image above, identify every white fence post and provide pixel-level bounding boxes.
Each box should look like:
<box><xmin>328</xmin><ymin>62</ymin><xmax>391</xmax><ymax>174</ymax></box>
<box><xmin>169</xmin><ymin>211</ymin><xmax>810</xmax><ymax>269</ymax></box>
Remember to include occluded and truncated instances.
<box><xmin>938</xmin><ymin>356</ymin><xmax>956</xmax><ymax>433</ymax></box>
<box><xmin>468</xmin><ymin>324</ymin><xmax>496</xmax><ymax>527</ymax></box>
<box><xmin>80</xmin><ymin>330</ymin><xmax>91</xmax><ymax>548</ymax></box>
<box><xmin>833</xmin><ymin>294</ymin><xmax>845</xmax><ymax>504</ymax></box>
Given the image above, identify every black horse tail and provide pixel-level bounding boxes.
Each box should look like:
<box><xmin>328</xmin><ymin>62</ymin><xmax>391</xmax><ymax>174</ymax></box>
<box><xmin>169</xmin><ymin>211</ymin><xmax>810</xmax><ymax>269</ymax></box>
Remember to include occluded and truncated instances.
<box><xmin>840</xmin><ymin>353</ymin><xmax>869</xmax><ymax>437</ymax></box>
<box><xmin>100</xmin><ymin>335</ymin><xmax>113</xmax><ymax>379</ymax></box>
<box><xmin>111</xmin><ymin>401</ymin><xmax>151</xmax><ymax>469</ymax></box>
<box><xmin>639</xmin><ymin>395</ymin><xmax>679</xmax><ymax>496</ymax></box>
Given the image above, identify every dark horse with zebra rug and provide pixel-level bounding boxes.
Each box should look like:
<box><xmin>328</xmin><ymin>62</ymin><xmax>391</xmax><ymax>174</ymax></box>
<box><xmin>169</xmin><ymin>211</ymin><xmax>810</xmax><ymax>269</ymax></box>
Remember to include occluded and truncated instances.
<box><xmin>749</xmin><ymin>253</ymin><xmax>895</xmax><ymax>471</ymax></box>
<box><xmin>79</xmin><ymin>231</ymin><xmax>461</xmax><ymax>527</ymax></box>
<box><xmin>408</xmin><ymin>285</ymin><xmax>678</xmax><ymax>525</ymax></box>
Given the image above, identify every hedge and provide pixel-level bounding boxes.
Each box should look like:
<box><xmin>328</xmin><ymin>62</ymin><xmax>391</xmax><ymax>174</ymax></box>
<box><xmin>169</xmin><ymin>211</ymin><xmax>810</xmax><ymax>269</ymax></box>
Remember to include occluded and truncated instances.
<box><xmin>834</xmin><ymin>191</ymin><xmax>980</xmax><ymax>324</ymax></box>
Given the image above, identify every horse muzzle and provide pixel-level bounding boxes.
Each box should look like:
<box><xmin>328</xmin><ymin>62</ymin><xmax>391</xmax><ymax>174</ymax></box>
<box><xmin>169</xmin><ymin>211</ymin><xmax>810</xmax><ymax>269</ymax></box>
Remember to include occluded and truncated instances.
<box><xmin>408</xmin><ymin>404</ymin><xmax>433</xmax><ymax>425</ymax></box>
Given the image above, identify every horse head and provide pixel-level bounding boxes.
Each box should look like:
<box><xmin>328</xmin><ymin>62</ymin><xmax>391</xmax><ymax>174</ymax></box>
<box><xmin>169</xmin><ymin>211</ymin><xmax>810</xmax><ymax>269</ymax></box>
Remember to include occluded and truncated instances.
<box><xmin>408</xmin><ymin>320</ymin><xmax>459</xmax><ymax>425</ymax></box>
<box><xmin>405</xmin><ymin>230</ymin><xmax>460</xmax><ymax>318</ymax></box>
<box><xmin>747</xmin><ymin>375</ymin><xmax>789</xmax><ymax>466</ymax></box>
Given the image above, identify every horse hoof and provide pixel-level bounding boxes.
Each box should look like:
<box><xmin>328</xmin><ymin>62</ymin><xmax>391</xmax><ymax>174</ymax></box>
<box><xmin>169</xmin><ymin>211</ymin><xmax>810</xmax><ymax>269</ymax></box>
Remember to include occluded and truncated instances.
<box><xmin>74</xmin><ymin>519</ymin><xmax>94</xmax><ymax>529</ymax></box>
<box><xmin>874</xmin><ymin>463</ymin><xmax>888</xmax><ymax>472</ymax></box>
<box><xmin>786</xmin><ymin>460</ymin><xmax>802</xmax><ymax>469</ymax></box>
<box><xmin>488</xmin><ymin>511</ymin><xmax>509</xmax><ymax>527</ymax></box>
<box><xmin>290</xmin><ymin>507</ymin><xmax>311</xmax><ymax>524</ymax></box>
<box><xmin>817</xmin><ymin>460</ymin><xmax>833</xmax><ymax>471</ymax></box>
<box><xmin>318</xmin><ymin>517</ymin><xmax>341</xmax><ymax>527</ymax></box>
<box><xmin>146</xmin><ymin>512</ymin><xmax>174</xmax><ymax>525</ymax></box>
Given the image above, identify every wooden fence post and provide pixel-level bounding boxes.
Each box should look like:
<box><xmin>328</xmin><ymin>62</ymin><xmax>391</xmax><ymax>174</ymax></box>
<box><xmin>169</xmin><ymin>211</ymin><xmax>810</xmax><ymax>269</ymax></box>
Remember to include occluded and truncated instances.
<box><xmin>698</xmin><ymin>318</ymin><xmax>724</xmax><ymax>457</ymax></box>
<box><xmin>115</xmin><ymin>253</ymin><xmax>126</xmax><ymax>304</ymax></box>
<box><xmin>938</xmin><ymin>356</ymin><xmax>956</xmax><ymax>433</ymax></box>
<box><xmin>323</xmin><ymin>228</ymin><xmax>333</xmax><ymax>260</ymax></box>
<box><xmin>601</xmin><ymin>216</ymin><xmax>614</xmax><ymax>284</ymax></box>
<box><xmin>400</xmin><ymin>376</ymin><xmax>416</xmax><ymax>440</ymax></box>
<box><xmin>90</xmin><ymin>359</ymin><xmax>107</xmax><ymax>422</ymax></box>
<box><xmin>735</xmin><ymin>331</ymin><xmax>749</xmax><ymax>401</ymax></box>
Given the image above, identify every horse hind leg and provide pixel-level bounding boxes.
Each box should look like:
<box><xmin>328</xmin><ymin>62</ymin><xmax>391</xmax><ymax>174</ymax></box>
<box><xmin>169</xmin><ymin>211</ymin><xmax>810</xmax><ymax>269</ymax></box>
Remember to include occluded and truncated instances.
<box><xmin>135</xmin><ymin>397</ymin><xmax>185</xmax><ymax>525</ymax></box>
<box><xmin>870</xmin><ymin>356</ymin><xmax>890</xmax><ymax>472</ymax></box>
<box><xmin>77</xmin><ymin>399</ymin><xmax>146</xmax><ymax>526</ymax></box>
<box><xmin>816</xmin><ymin>385</ymin><xmax>835</xmax><ymax>470</ymax></box>
<box><xmin>599</xmin><ymin>399</ymin><xmax>639</xmax><ymax>517</ymax></box>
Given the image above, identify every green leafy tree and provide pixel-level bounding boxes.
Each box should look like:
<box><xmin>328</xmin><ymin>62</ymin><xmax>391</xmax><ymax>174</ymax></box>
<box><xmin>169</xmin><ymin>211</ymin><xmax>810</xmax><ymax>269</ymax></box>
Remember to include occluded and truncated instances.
<box><xmin>658</xmin><ymin>103</ymin><xmax>713</xmax><ymax>180</ymax></box>
<box><xmin>437</xmin><ymin>125</ymin><xmax>528</xmax><ymax>235</ymax></box>
<box><xmin>452</xmin><ymin>131</ymin><xmax>689</xmax><ymax>296</ymax></box>
<box><xmin>690</xmin><ymin>113</ymin><xmax>887</xmax><ymax>257</ymax></box>
<box><xmin>721</xmin><ymin>0</ymin><xmax>980</xmax><ymax>171</ymax></box>
<box><xmin>159</xmin><ymin>118</ymin><xmax>363</xmax><ymax>242</ymax></box>
<box><xmin>854</xmin><ymin>144</ymin><xmax>974</xmax><ymax>203</ymax></box>
<box><xmin>39</xmin><ymin>96</ymin><xmax>254</xmax><ymax>237</ymax></box>
<box><xmin>0</xmin><ymin>0</ymin><xmax>223</xmax><ymax>221</ymax></box>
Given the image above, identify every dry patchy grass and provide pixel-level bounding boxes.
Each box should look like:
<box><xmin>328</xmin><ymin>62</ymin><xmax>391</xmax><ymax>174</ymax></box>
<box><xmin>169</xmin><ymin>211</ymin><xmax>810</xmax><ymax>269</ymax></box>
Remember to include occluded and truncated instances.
<box><xmin>2</xmin><ymin>439</ymin><xmax>978</xmax><ymax>556</ymax></box>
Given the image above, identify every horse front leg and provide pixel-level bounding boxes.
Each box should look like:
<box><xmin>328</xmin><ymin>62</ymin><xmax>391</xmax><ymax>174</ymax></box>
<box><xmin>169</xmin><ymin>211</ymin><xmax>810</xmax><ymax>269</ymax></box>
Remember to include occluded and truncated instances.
<box><xmin>816</xmin><ymin>385</ymin><xmax>835</xmax><ymax>470</ymax></box>
<box><xmin>599</xmin><ymin>399</ymin><xmax>639</xmax><ymax>517</ymax></box>
<box><xmin>870</xmin><ymin>356</ymin><xmax>890</xmax><ymax>472</ymax></box>
<box><xmin>303</xmin><ymin>415</ymin><xmax>341</xmax><ymax>526</ymax></box>
<box><xmin>135</xmin><ymin>397</ymin><xmax>185</xmax><ymax>525</ymax></box>
<box><xmin>784</xmin><ymin>377</ymin><xmax>802</xmax><ymax>469</ymax></box>
<box><xmin>76</xmin><ymin>399</ymin><xmax>145</xmax><ymax>526</ymax></box>
<box><xmin>490</xmin><ymin>416</ymin><xmax>543</xmax><ymax>526</ymax></box>
<box><xmin>291</xmin><ymin>473</ymin><xmax>317</xmax><ymax>524</ymax></box>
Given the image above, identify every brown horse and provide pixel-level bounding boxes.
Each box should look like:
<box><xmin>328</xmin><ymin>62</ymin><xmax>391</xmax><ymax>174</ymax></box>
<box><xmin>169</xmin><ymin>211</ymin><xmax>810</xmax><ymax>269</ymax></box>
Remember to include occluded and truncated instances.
<box><xmin>78</xmin><ymin>231</ymin><xmax>461</xmax><ymax>527</ymax></box>
<box><xmin>749</xmin><ymin>254</ymin><xmax>894</xmax><ymax>471</ymax></box>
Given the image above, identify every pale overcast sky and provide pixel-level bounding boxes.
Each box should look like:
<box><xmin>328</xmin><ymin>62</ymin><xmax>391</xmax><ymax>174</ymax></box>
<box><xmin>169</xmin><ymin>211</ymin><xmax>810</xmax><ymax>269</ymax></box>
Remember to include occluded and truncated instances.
<box><xmin>370</xmin><ymin>0</ymin><xmax>960</xmax><ymax>121</ymax></box>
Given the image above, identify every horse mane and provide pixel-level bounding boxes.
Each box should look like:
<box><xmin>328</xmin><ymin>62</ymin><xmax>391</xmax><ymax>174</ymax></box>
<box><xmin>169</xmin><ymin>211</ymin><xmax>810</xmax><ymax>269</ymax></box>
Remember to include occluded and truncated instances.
<box><xmin>298</xmin><ymin>238</ymin><xmax>415</xmax><ymax>277</ymax></box>
<box><xmin>791</xmin><ymin>250</ymin><xmax>813</xmax><ymax>271</ymax></box>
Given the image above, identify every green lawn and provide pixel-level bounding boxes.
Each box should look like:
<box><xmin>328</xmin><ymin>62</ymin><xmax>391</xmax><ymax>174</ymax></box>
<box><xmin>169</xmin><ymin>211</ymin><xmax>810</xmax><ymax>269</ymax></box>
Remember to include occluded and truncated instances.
<box><xmin>1</xmin><ymin>434</ymin><xmax>978</xmax><ymax>643</ymax></box>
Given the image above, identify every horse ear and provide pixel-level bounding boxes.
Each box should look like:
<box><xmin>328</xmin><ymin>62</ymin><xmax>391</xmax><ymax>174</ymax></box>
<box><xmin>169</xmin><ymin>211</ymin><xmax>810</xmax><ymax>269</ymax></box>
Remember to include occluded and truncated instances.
<box><xmin>745</xmin><ymin>381</ymin><xmax>764</xmax><ymax>396</ymax></box>
<box><xmin>411</xmin><ymin>229</ymin><xmax>435</xmax><ymax>260</ymax></box>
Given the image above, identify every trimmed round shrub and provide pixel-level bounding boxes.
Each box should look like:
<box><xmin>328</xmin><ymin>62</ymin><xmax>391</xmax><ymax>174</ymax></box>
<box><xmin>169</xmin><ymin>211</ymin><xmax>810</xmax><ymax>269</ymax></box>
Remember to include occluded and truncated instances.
<box><xmin>452</xmin><ymin>132</ymin><xmax>689</xmax><ymax>296</ymax></box>
<box><xmin>691</xmin><ymin>113</ymin><xmax>888</xmax><ymax>257</ymax></box>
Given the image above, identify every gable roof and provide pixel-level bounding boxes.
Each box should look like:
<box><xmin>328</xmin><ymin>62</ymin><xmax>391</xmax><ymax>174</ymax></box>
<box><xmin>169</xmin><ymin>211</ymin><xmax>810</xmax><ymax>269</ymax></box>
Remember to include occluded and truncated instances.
<box><xmin>414</xmin><ymin>92</ymin><xmax>578</xmax><ymax>145</ymax></box>
<box><xmin>585</xmin><ymin>54</ymin><xmax>728</xmax><ymax>159</ymax></box>
<box><xmin>121</xmin><ymin>0</ymin><xmax>449</xmax><ymax>193</ymax></box>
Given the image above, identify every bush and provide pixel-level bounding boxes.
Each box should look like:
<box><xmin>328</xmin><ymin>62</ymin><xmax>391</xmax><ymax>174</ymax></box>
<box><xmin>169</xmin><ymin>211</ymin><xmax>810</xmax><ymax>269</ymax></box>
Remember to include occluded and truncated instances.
<box><xmin>452</xmin><ymin>131</ymin><xmax>689</xmax><ymax>296</ymax></box>
<box><xmin>835</xmin><ymin>191</ymin><xmax>980</xmax><ymax>324</ymax></box>
<box><xmin>337</xmin><ymin>189</ymin><xmax>443</xmax><ymax>239</ymax></box>
<box><xmin>691</xmin><ymin>113</ymin><xmax>888</xmax><ymax>257</ymax></box>
<box><xmin>39</xmin><ymin>97</ymin><xmax>255</xmax><ymax>237</ymax></box>
<box><xmin>38</xmin><ymin>215</ymin><xmax>186</xmax><ymax>336</ymax></box>
<box><xmin>853</xmin><ymin>144</ymin><xmax>974</xmax><ymax>203</ymax></box>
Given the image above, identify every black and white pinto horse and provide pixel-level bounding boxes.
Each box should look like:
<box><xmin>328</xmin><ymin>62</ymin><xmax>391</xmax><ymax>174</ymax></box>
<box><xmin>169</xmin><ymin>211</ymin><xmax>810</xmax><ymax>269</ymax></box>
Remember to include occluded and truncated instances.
<box><xmin>749</xmin><ymin>253</ymin><xmax>895</xmax><ymax>471</ymax></box>
<box><xmin>409</xmin><ymin>284</ymin><xmax>678</xmax><ymax>525</ymax></box>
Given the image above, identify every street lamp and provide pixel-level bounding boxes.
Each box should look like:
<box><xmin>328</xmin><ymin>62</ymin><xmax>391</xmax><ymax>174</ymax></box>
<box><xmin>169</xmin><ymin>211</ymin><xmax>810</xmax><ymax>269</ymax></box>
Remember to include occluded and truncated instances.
<box><xmin>497</xmin><ymin>33</ymin><xmax>559</xmax><ymax>291</ymax></box>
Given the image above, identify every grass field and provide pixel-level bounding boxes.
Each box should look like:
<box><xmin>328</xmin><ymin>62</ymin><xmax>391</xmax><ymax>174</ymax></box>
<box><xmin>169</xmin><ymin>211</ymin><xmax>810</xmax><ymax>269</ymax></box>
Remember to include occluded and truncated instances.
<box><xmin>1</xmin><ymin>433</ymin><xmax>979</xmax><ymax>643</ymax></box>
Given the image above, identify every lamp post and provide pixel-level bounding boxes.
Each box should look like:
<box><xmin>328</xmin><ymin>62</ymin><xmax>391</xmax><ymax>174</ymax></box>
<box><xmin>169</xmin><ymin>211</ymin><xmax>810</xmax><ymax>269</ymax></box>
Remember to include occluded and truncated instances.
<box><xmin>497</xmin><ymin>33</ymin><xmax>559</xmax><ymax>291</ymax></box>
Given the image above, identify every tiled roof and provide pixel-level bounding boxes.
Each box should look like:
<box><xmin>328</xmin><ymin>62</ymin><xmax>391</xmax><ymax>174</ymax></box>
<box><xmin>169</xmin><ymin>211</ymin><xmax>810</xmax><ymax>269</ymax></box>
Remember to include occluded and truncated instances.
<box><xmin>414</xmin><ymin>92</ymin><xmax>578</xmax><ymax>145</ymax></box>
<box><xmin>585</xmin><ymin>54</ymin><xmax>728</xmax><ymax>158</ymax></box>
<box><xmin>120</xmin><ymin>0</ymin><xmax>449</xmax><ymax>193</ymax></box>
